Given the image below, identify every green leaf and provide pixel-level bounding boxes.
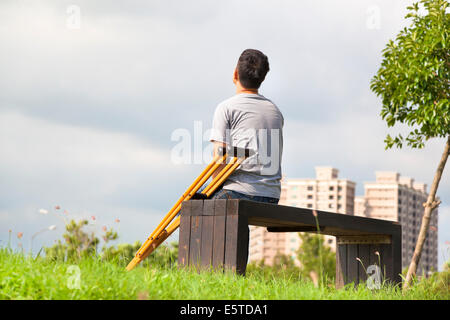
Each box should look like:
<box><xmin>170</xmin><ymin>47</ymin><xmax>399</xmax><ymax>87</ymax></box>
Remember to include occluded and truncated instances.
<box><xmin>371</xmin><ymin>0</ymin><xmax>450</xmax><ymax>150</ymax></box>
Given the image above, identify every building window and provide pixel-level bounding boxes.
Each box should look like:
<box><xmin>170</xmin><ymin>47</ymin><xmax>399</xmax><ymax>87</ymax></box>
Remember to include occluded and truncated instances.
<box><xmin>307</xmin><ymin>194</ymin><xmax>313</xmax><ymax>199</ymax></box>
<box><xmin>307</xmin><ymin>204</ymin><xmax>313</xmax><ymax>208</ymax></box>
<box><xmin>338</xmin><ymin>186</ymin><xmax>342</xmax><ymax>191</ymax></box>
<box><xmin>329</xmin><ymin>195</ymin><xmax>334</xmax><ymax>200</ymax></box>
<box><xmin>329</xmin><ymin>186</ymin><xmax>334</xmax><ymax>191</ymax></box>
<box><xmin>329</xmin><ymin>204</ymin><xmax>333</xmax><ymax>209</ymax></box>
<box><xmin>307</xmin><ymin>186</ymin><xmax>313</xmax><ymax>191</ymax></box>
<box><xmin>338</xmin><ymin>204</ymin><xmax>342</xmax><ymax>209</ymax></box>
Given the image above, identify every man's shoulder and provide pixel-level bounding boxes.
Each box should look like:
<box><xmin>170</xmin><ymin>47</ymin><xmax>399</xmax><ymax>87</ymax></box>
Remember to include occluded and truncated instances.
<box><xmin>217</xmin><ymin>93</ymin><xmax>276</xmax><ymax>109</ymax></box>
<box><xmin>216</xmin><ymin>94</ymin><xmax>242</xmax><ymax>110</ymax></box>
<box><xmin>215</xmin><ymin>94</ymin><xmax>283</xmax><ymax>124</ymax></box>
<box><xmin>257</xmin><ymin>95</ymin><xmax>284</xmax><ymax>122</ymax></box>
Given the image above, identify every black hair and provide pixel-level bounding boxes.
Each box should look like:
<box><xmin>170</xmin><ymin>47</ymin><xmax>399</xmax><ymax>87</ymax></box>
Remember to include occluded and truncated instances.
<box><xmin>236</xmin><ymin>49</ymin><xmax>270</xmax><ymax>89</ymax></box>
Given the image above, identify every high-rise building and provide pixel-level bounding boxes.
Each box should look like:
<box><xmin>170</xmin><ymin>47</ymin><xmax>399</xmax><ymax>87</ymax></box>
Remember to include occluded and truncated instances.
<box><xmin>358</xmin><ymin>172</ymin><xmax>438</xmax><ymax>274</ymax></box>
<box><xmin>354</xmin><ymin>196</ymin><xmax>367</xmax><ymax>217</ymax></box>
<box><xmin>249</xmin><ymin>169</ymin><xmax>439</xmax><ymax>275</ymax></box>
<box><xmin>248</xmin><ymin>167</ymin><xmax>356</xmax><ymax>265</ymax></box>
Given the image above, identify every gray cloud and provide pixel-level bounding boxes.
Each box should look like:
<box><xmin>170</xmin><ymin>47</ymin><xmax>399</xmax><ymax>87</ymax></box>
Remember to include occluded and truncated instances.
<box><xmin>0</xmin><ymin>0</ymin><xmax>412</xmax><ymax>141</ymax></box>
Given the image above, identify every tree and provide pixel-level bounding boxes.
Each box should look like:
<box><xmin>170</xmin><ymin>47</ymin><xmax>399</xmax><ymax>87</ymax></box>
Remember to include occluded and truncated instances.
<box><xmin>45</xmin><ymin>219</ymin><xmax>102</xmax><ymax>261</ymax></box>
<box><xmin>44</xmin><ymin>218</ymin><xmax>178</xmax><ymax>268</ymax></box>
<box><xmin>296</xmin><ymin>233</ymin><xmax>336</xmax><ymax>285</ymax></box>
<box><xmin>370</xmin><ymin>0</ymin><xmax>449</xmax><ymax>289</ymax></box>
<box><xmin>273</xmin><ymin>252</ymin><xmax>297</xmax><ymax>270</ymax></box>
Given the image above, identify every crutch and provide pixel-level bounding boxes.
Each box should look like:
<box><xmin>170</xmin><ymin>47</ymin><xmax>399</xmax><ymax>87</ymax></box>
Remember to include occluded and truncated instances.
<box><xmin>126</xmin><ymin>146</ymin><xmax>252</xmax><ymax>271</ymax></box>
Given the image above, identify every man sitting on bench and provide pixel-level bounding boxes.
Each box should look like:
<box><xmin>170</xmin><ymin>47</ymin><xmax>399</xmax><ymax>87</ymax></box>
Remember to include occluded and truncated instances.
<box><xmin>209</xmin><ymin>49</ymin><xmax>284</xmax><ymax>205</ymax></box>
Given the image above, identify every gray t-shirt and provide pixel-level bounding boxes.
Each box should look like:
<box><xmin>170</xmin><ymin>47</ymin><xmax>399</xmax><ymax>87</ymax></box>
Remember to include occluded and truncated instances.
<box><xmin>209</xmin><ymin>93</ymin><xmax>284</xmax><ymax>199</ymax></box>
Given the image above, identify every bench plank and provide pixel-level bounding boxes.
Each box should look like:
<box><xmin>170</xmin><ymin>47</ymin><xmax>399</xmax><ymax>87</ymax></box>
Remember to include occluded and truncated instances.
<box><xmin>200</xmin><ymin>200</ymin><xmax>215</xmax><ymax>269</ymax></box>
<box><xmin>189</xmin><ymin>200</ymin><xmax>203</xmax><ymax>269</ymax></box>
<box><xmin>347</xmin><ymin>244</ymin><xmax>359</xmax><ymax>286</ymax></box>
<box><xmin>238</xmin><ymin>200</ymin><xmax>401</xmax><ymax>237</ymax></box>
<box><xmin>225</xmin><ymin>200</ymin><xmax>239</xmax><ymax>272</ymax></box>
<box><xmin>212</xmin><ymin>200</ymin><xmax>227</xmax><ymax>269</ymax></box>
<box><xmin>358</xmin><ymin>244</ymin><xmax>371</xmax><ymax>285</ymax></box>
<box><xmin>336</xmin><ymin>243</ymin><xmax>347</xmax><ymax>288</ymax></box>
<box><xmin>178</xmin><ymin>201</ymin><xmax>191</xmax><ymax>267</ymax></box>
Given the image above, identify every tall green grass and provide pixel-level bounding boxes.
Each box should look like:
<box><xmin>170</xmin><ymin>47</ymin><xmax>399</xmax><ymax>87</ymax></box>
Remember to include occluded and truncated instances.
<box><xmin>0</xmin><ymin>248</ymin><xmax>448</xmax><ymax>300</ymax></box>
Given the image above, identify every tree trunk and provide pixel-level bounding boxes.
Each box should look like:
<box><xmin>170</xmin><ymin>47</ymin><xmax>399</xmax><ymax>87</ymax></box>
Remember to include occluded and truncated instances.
<box><xmin>403</xmin><ymin>135</ymin><xmax>450</xmax><ymax>289</ymax></box>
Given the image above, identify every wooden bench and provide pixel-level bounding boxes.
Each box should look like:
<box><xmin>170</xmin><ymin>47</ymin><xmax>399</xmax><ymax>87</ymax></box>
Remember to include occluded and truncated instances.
<box><xmin>178</xmin><ymin>199</ymin><xmax>402</xmax><ymax>288</ymax></box>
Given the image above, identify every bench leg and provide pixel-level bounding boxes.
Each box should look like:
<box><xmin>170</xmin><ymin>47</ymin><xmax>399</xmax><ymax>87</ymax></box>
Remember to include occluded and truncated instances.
<box><xmin>178</xmin><ymin>199</ymin><xmax>250</xmax><ymax>275</ymax></box>
<box><xmin>335</xmin><ymin>235</ymin><xmax>402</xmax><ymax>289</ymax></box>
<box><xmin>224</xmin><ymin>214</ymin><xmax>249</xmax><ymax>275</ymax></box>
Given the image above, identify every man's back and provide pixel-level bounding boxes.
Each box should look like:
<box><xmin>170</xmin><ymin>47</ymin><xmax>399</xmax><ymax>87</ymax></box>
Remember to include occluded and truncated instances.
<box><xmin>210</xmin><ymin>92</ymin><xmax>284</xmax><ymax>199</ymax></box>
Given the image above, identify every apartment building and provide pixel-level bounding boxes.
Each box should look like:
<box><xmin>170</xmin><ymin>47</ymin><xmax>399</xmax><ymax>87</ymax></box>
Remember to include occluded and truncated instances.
<box><xmin>354</xmin><ymin>196</ymin><xmax>368</xmax><ymax>217</ymax></box>
<box><xmin>248</xmin><ymin>167</ymin><xmax>356</xmax><ymax>265</ymax></box>
<box><xmin>249</xmin><ymin>169</ymin><xmax>439</xmax><ymax>274</ymax></box>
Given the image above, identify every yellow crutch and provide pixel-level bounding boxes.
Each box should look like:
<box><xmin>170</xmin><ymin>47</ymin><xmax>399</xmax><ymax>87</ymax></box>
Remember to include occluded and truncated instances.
<box><xmin>126</xmin><ymin>146</ymin><xmax>252</xmax><ymax>271</ymax></box>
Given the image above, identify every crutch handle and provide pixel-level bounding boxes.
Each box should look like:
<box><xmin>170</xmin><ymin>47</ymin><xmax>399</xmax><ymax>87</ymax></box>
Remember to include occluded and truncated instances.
<box><xmin>217</xmin><ymin>145</ymin><xmax>255</xmax><ymax>158</ymax></box>
<box><xmin>226</xmin><ymin>146</ymin><xmax>255</xmax><ymax>158</ymax></box>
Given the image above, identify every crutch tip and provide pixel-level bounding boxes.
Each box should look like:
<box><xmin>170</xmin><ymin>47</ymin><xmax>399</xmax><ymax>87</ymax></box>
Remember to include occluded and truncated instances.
<box><xmin>126</xmin><ymin>258</ymin><xmax>140</xmax><ymax>271</ymax></box>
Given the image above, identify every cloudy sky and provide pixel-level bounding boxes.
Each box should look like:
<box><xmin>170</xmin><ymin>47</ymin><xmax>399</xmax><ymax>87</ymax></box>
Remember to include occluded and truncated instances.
<box><xmin>1</xmin><ymin>0</ymin><xmax>448</xmax><ymax>269</ymax></box>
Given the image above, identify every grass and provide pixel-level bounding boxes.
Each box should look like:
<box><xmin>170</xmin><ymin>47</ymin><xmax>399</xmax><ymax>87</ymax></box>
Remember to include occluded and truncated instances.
<box><xmin>0</xmin><ymin>248</ymin><xmax>448</xmax><ymax>300</ymax></box>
